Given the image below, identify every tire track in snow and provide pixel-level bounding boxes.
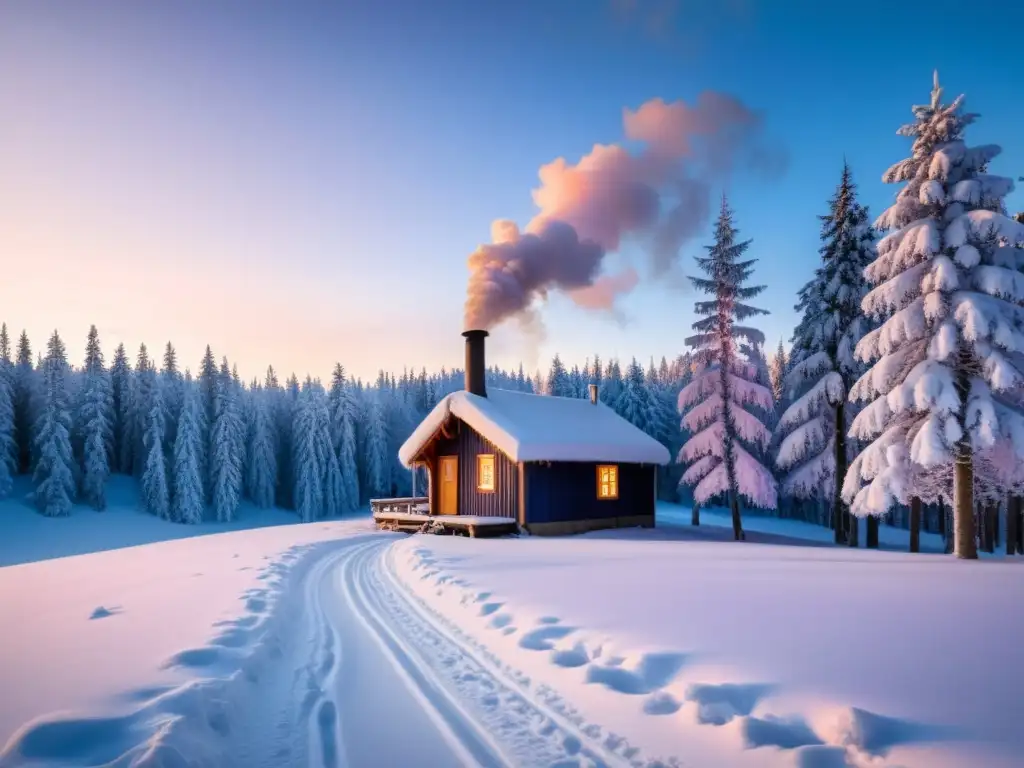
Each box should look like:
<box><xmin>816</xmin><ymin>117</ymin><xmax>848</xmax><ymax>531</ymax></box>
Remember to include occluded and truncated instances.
<box><xmin>341</xmin><ymin>540</ymin><xmax>508</xmax><ymax>767</ymax></box>
<box><xmin>352</xmin><ymin>540</ymin><xmax>668</xmax><ymax>768</ymax></box>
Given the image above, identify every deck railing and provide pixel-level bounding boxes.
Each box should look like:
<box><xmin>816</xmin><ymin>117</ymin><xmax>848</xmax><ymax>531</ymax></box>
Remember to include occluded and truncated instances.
<box><xmin>369</xmin><ymin>496</ymin><xmax>430</xmax><ymax>517</ymax></box>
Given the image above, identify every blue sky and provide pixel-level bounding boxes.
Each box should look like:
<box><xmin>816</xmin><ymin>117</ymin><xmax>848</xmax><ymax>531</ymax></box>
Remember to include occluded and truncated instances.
<box><xmin>1</xmin><ymin>0</ymin><xmax>1021</xmax><ymax>382</ymax></box>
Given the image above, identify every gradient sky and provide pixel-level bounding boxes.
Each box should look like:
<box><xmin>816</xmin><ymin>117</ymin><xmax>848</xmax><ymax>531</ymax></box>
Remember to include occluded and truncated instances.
<box><xmin>1</xmin><ymin>0</ymin><xmax>1021</xmax><ymax>384</ymax></box>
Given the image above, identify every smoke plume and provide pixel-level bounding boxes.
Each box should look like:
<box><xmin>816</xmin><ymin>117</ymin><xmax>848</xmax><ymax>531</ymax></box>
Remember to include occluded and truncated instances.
<box><xmin>464</xmin><ymin>91</ymin><xmax>786</xmax><ymax>331</ymax></box>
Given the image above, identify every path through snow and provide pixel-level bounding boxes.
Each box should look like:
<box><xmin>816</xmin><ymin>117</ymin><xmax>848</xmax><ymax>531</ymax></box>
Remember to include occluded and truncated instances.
<box><xmin>1</xmin><ymin>536</ymin><xmax>677</xmax><ymax>767</ymax></box>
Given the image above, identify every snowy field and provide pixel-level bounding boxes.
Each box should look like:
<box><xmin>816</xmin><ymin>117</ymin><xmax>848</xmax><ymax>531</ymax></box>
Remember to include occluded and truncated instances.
<box><xmin>656</xmin><ymin>502</ymin><xmax>948</xmax><ymax>553</ymax></box>
<box><xmin>0</xmin><ymin>476</ymin><xmax>341</xmax><ymax>567</ymax></box>
<box><xmin>2</xmin><ymin>493</ymin><xmax>1021</xmax><ymax>767</ymax></box>
<box><xmin>390</xmin><ymin>528</ymin><xmax>1024</xmax><ymax>768</ymax></box>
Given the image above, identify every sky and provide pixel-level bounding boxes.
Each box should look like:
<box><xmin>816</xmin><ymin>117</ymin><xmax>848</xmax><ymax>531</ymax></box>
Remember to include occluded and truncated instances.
<box><xmin>1</xmin><ymin>0</ymin><xmax>1021</xmax><ymax>384</ymax></box>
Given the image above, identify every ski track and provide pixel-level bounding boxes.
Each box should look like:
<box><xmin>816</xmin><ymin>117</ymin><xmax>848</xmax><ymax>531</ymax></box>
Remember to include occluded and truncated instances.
<box><xmin>0</xmin><ymin>536</ymin><xmax>686</xmax><ymax>768</ymax></box>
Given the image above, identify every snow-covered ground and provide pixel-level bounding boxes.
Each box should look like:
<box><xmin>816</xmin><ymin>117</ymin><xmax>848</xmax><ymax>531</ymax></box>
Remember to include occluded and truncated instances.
<box><xmin>657</xmin><ymin>502</ymin><xmax>948</xmax><ymax>553</ymax></box>
<box><xmin>391</xmin><ymin>528</ymin><xmax>1023</xmax><ymax>768</ymax></box>
<box><xmin>0</xmin><ymin>476</ymin><xmax>329</xmax><ymax>567</ymax></box>
<box><xmin>2</xmin><ymin>492</ymin><xmax>1020</xmax><ymax>767</ymax></box>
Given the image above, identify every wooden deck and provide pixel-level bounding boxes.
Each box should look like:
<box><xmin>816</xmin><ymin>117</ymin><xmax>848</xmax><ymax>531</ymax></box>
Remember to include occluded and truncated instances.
<box><xmin>370</xmin><ymin>497</ymin><xmax>518</xmax><ymax>538</ymax></box>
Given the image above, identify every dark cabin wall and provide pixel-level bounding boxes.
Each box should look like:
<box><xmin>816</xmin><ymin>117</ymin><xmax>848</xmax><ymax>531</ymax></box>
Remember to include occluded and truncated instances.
<box><xmin>523</xmin><ymin>461</ymin><xmax>655</xmax><ymax>524</ymax></box>
<box><xmin>434</xmin><ymin>420</ymin><xmax>518</xmax><ymax>519</ymax></box>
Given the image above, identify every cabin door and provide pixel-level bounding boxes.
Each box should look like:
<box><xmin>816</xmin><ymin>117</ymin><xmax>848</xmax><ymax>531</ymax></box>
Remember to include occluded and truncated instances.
<box><xmin>439</xmin><ymin>456</ymin><xmax>458</xmax><ymax>516</ymax></box>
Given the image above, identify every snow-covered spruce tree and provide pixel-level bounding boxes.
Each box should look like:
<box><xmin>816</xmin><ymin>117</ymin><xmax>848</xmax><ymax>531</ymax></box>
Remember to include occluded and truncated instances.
<box><xmin>361</xmin><ymin>391</ymin><xmax>390</xmax><ymax>500</ymax></box>
<box><xmin>110</xmin><ymin>343</ymin><xmax>132</xmax><ymax>473</ymax></box>
<box><xmin>292</xmin><ymin>382</ymin><xmax>324</xmax><ymax>522</ymax></box>
<box><xmin>246</xmin><ymin>387</ymin><xmax>278</xmax><ymax>509</ymax></box>
<box><xmin>140</xmin><ymin>384</ymin><xmax>170</xmax><ymax>519</ymax></box>
<box><xmin>32</xmin><ymin>330</ymin><xmax>76</xmax><ymax>517</ymax></box>
<box><xmin>130</xmin><ymin>344</ymin><xmax>156</xmax><ymax>477</ymax></box>
<box><xmin>172</xmin><ymin>378</ymin><xmax>205</xmax><ymax>524</ymax></box>
<box><xmin>210</xmin><ymin>358</ymin><xmax>244</xmax><ymax>522</ymax></box>
<box><xmin>14</xmin><ymin>330</ymin><xmax>34</xmax><ymax>473</ymax></box>
<box><xmin>77</xmin><ymin>325</ymin><xmax>114</xmax><ymax>510</ymax></box>
<box><xmin>617</xmin><ymin>358</ymin><xmax>653</xmax><ymax>432</ymax></box>
<box><xmin>198</xmin><ymin>345</ymin><xmax>218</xmax><ymax>492</ymax></box>
<box><xmin>775</xmin><ymin>163</ymin><xmax>875</xmax><ymax>545</ymax></box>
<box><xmin>317</xmin><ymin>385</ymin><xmax>347</xmax><ymax>518</ymax></box>
<box><xmin>546</xmin><ymin>354</ymin><xmax>573</xmax><ymax>397</ymax></box>
<box><xmin>768</xmin><ymin>340</ymin><xmax>787</xmax><ymax>405</ymax></box>
<box><xmin>843</xmin><ymin>73</ymin><xmax>1024</xmax><ymax>560</ymax></box>
<box><xmin>678</xmin><ymin>197</ymin><xmax>776</xmax><ymax>540</ymax></box>
<box><xmin>274</xmin><ymin>374</ymin><xmax>300</xmax><ymax>508</ymax></box>
<box><xmin>161</xmin><ymin>342</ymin><xmax>183</xmax><ymax>455</ymax></box>
<box><xmin>0</xmin><ymin>355</ymin><xmax>15</xmax><ymax>498</ymax></box>
<box><xmin>328</xmin><ymin>364</ymin><xmax>360</xmax><ymax>512</ymax></box>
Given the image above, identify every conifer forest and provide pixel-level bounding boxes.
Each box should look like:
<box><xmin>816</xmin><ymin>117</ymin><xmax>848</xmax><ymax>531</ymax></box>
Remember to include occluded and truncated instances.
<box><xmin>2</xmin><ymin>74</ymin><xmax>1023</xmax><ymax>560</ymax></box>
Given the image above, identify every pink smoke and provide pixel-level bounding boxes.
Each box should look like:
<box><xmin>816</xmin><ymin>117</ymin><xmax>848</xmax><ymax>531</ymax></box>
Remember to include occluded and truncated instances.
<box><xmin>464</xmin><ymin>92</ymin><xmax>785</xmax><ymax>331</ymax></box>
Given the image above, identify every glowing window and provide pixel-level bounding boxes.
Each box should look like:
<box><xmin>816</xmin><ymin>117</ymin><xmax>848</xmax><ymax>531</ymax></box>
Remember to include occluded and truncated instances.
<box><xmin>477</xmin><ymin>454</ymin><xmax>495</xmax><ymax>492</ymax></box>
<box><xmin>597</xmin><ymin>465</ymin><xmax>618</xmax><ymax>499</ymax></box>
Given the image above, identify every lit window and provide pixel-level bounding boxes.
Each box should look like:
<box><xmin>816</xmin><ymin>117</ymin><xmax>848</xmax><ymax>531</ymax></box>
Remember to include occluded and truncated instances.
<box><xmin>597</xmin><ymin>465</ymin><xmax>618</xmax><ymax>499</ymax></box>
<box><xmin>477</xmin><ymin>454</ymin><xmax>495</xmax><ymax>492</ymax></box>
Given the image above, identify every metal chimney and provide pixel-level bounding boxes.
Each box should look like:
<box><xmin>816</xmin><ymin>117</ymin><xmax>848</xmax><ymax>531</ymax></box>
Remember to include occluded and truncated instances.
<box><xmin>588</xmin><ymin>383</ymin><xmax>599</xmax><ymax>404</ymax></box>
<box><xmin>462</xmin><ymin>329</ymin><xmax>488</xmax><ymax>397</ymax></box>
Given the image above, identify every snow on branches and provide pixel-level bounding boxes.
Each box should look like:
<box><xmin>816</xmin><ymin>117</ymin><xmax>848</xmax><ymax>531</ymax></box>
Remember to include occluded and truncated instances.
<box><xmin>678</xmin><ymin>198</ymin><xmax>777</xmax><ymax>513</ymax></box>
<box><xmin>774</xmin><ymin>163</ymin><xmax>875</xmax><ymax>501</ymax></box>
<box><xmin>844</xmin><ymin>72</ymin><xmax>1024</xmax><ymax>519</ymax></box>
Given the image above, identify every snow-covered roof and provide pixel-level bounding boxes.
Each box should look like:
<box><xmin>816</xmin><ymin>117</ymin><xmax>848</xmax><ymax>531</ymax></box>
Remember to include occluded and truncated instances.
<box><xmin>399</xmin><ymin>388</ymin><xmax>671</xmax><ymax>467</ymax></box>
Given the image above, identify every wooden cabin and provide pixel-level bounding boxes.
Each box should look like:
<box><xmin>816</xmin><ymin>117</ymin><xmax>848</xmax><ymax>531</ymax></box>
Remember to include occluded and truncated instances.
<box><xmin>395</xmin><ymin>330</ymin><xmax>671</xmax><ymax>536</ymax></box>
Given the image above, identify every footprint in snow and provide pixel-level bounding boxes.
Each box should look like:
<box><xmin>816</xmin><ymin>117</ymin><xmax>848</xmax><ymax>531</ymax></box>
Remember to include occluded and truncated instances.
<box><xmin>685</xmin><ymin>682</ymin><xmax>775</xmax><ymax>725</ymax></box>
<box><xmin>89</xmin><ymin>606</ymin><xmax>122</xmax><ymax>620</ymax></box>
<box><xmin>586</xmin><ymin>652</ymin><xmax>689</xmax><ymax>695</ymax></box>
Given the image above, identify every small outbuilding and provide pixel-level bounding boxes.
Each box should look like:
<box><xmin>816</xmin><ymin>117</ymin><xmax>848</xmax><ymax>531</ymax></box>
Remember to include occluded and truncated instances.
<box><xmin>396</xmin><ymin>330</ymin><xmax>671</xmax><ymax>535</ymax></box>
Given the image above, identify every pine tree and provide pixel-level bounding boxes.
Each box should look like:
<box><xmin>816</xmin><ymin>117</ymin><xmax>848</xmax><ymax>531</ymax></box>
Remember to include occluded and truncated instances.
<box><xmin>161</xmin><ymin>341</ymin><xmax>183</xmax><ymax>454</ymax></box>
<box><xmin>210</xmin><ymin>359</ymin><xmax>244</xmax><ymax>522</ymax></box>
<box><xmin>292</xmin><ymin>382</ymin><xmax>324</xmax><ymax>522</ymax></box>
<box><xmin>318</xmin><ymin>387</ymin><xmax>346</xmax><ymax>518</ymax></box>
<box><xmin>616</xmin><ymin>358</ymin><xmax>653</xmax><ymax>430</ymax></box>
<box><xmin>844</xmin><ymin>73</ymin><xmax>1024</xmax><ymax>560</ymax></box>
<box><xmin>679</xmin><ymin>197</ymin><xmax>776</xmax><ymax>540</ymax></box>
<box><xmin>546</xmin><ymin>354</ymin><xmax>572</xmax><ymax>397</ymax></box>
<box><xmin>246</xmin><ymin>388</ymin><xmax>278</xmax><ymax>508</ymax></box>
<box><xmin>78</xmin><ymin>325</ymin><xmax>113</xmax><ymax>510</ymax></box>
<box><xmin>602</xmin><ymin>359</ymin><xmax>624</xmax><ymax>405</ymax></box>
<box><xmin>130</xmin><ymin>344</ymin><xmax>156</xmax><ymax>477</ymax></box>
<box><xmin>775</xmin><ymin>163</ymin><xmax>875</xmax><ymax>545</ymax></box>
<box><xmin>768</xmin><ymin>339</ymin><xmax>787</xmax><ymax>404</ymax></box>
<box><xmin>0</xmin><ymin>323</ymin><xmax>8</xmax><ymax>364</ymax></box>
<box><xmin>110</xmin><ymin>343</ymin><xmax>132</xmax><ymax>473</ymax></box>
<box><xmin>329</xmin><ymin>364</ymin><xmax>360</xmax><ymax>512</ymax></box>
<box><xmin>0</xmin><ymin>355</ymin><xmax>15</xmax><ymax>497</ymax></box>
<box><xmin>140</xmin><ymin>384</ymin><xmax>170</xmax><ymax>519</ymax></box>
<box><xmin>274</xmin><ymin>373</ymin><xmax>300</xmax><ymax>508</ymax></box>
<box><xmin>362</xmin><ymin>392</ymin><xmax>389</xmax><ymax>499</ymax></box>
<box><xmin>645</xmin><ymin>361</ymin><xmax>677</xmax><ymax>449</ymax></box>
<box><xmin>198</xmin><ymin>345</ymin><xmax>217</xmax><ymax>492</ymax></box>
<box><xmin>13</xmin><ymin>330</ymin><xmax>34</xmax><ymax>473</ymax></box>
<box><xmin>172</xmin><ymin>380</ymin><xmax>205</xmax><ymax>524</ymax></box>
<box><xmin>32</xmin><ymin>331</ymin><xmax>76</xmax><ymax>517</ymax></box>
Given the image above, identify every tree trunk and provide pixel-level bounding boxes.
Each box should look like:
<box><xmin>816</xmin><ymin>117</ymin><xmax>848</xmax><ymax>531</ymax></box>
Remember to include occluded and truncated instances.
<box><xmin>1011</xmin><ymin>495</ymin><xmax>1019</xmax><ymax>557</ymax></box>
<box><xmin>692</xmin><ymin>503</ymin><xmax>700</xmax><ymax>527</ymax></box>
<box><xmin>937</xmin><ymin>496</ymin><xmax>946</xmax><ymax>538</ymax></box>
<box><xmin>983</xmin><ymin>503</ymin><xmax>997</xmax><ymax>553</ymax></box>
<box><xmin>833</xmin><ymin>403</ymin><xmax>856</xmax><ymax>547</ymax></box>
<box><xmin>730</xmin><ymin>491</ymin><xmax>744</xmax><ymax>541</ymax></box>
<box><xmin>866</xmin><ymin>515</ymin><xmax>879</xmax><ymax>548</ymax></box>
<box><xmin>1006</xmin><ymin>497</ymin><xmax>1018</xmax><ymax>557</ymax></box>
<box><xmin>909</xmin><ymin>496</ymin><xmax>921</xmax><ymax>553</ymax></box>
<box><xmin>953</xmin><ymin>457</ymin><xmax>978</xmax><ymax>559</ymax></box>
